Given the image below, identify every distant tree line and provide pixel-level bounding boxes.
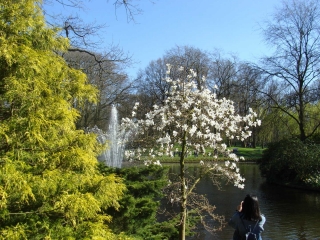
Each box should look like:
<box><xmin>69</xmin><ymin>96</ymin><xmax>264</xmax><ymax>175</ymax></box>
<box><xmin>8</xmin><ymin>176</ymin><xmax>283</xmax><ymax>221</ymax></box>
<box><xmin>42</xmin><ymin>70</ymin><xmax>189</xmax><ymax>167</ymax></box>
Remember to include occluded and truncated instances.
<box><xmin>71</xmin><ymin>20</ymin><xmax>320</xmax><ymax>147</ymax></box>
<box><xmin>42</xmin><ymin>0</ymin><xmax>320</xmax><ymax>145</ymax></box>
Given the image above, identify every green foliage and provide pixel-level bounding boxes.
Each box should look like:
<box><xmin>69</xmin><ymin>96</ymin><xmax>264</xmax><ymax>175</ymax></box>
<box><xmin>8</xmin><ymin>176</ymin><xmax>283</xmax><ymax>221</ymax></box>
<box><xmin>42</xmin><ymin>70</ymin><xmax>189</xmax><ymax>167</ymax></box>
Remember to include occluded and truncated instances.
<box><xmin>259</xmin><ymin>138</ymin><xmax>320</xmax><ymax>189</ymax></box>
<box><xmin>0</xmin><ymin>1</ymin><xmax>132</xmax><ymax>239</ymax></box>
<box><xmin>99</xmin><ymin>164</ymin><xmax>201</xmax><ymax>239</ymax></box>
<box><xmin>99</xmin><ymin>164</ymin><xmax>171</xmax><ymax>239</ymax></box>
<box><xmin>140</xmin><ymin>217</ymin><xmax>180</xmax><ymax>240</ymax></box>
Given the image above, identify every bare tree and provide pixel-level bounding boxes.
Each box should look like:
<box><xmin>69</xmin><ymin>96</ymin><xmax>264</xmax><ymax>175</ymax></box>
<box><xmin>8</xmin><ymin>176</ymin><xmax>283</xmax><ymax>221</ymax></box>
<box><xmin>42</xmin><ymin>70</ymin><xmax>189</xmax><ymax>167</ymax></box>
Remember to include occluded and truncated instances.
<box><xmin>38</xmin><ymin>0</ymin><xmax>143</xmax><ymax>130</ymax></box>
<box><xmin>207</xmin><ymin>54</ymin><xmax>238</xmax><ymax>99</ymax></box>
<box><xmin>236</xmin><ymin>63</ymin><xmax>263</xmax><ymax>147</ymax></box>
<box><xmin>259</xmin><ymin>0</ymin><xmax>320</xmax><ymax>141</ymax></box>
<box><xmin>113</xmin><ymin>0</ymin><xmax>143</xmax><ymax>23</ymax></box>
<box><xmin>137</xmin><ymin>46</ymin><xmax>212</xmax><ymax>107</ymax></box>
<box><xmin>42</xmin><ymin>0</ymin><xmax>136</xmax><ymax>73</ymax></box>
<box><xmin>165</xmin><ymin>46</ymin><xmax>211</xmax><ymax>90</ymax></box>
<box><xmin>63</xmin><ymin>51</ymin><xmax>133</xmax><ymax>129</ymax></box>
<box><xmin>140</xmin><ymin>58</ymin><xmax>171</xmax><ymax>105</ymax></box>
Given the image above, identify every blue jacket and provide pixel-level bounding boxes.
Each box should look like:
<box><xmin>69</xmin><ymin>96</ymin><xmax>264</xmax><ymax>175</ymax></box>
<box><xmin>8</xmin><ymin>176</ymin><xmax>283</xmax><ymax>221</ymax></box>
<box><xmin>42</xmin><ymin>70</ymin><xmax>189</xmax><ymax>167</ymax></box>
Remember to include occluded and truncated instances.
<box><xmin>228</xmin><ymin>211</ymin><xmax>266</xmax><ymax>240</ymax></box>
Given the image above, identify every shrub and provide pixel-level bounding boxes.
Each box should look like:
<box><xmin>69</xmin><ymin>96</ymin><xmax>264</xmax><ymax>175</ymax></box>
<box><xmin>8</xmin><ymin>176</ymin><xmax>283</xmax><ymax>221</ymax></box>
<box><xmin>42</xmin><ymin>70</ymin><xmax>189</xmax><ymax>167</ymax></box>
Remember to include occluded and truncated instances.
<box><xmin>259</xmin><ymin>138</ymin><xmax>320</xmax><ymax>189</ymax></box>
<box><xmin>98</xmin><ymin>164</ymin><xmax>170</xmax><ymax>238</ymax></box>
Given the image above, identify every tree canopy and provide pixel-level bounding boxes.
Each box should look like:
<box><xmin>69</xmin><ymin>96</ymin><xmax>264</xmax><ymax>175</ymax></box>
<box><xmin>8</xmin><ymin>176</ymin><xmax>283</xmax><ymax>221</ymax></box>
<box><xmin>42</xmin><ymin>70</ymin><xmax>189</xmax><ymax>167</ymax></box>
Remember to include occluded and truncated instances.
<box><xmin>0</xmin><ymin>0</ymin><xmax>129</xmax><ymax>238</ymax></box>
<box><xmin>260</xmin><ymin>0</ymin><xmax>320</xmax><ymax>141</ymax></box>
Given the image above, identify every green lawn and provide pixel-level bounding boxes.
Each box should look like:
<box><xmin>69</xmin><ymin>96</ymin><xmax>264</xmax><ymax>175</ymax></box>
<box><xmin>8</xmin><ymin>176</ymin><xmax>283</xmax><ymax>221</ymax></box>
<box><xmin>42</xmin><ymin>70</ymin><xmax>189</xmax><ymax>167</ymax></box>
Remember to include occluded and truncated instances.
<box><xmin>232</xmin><ymin>147</ymin><xmax>265</xmax><ymax>160</ymax></box>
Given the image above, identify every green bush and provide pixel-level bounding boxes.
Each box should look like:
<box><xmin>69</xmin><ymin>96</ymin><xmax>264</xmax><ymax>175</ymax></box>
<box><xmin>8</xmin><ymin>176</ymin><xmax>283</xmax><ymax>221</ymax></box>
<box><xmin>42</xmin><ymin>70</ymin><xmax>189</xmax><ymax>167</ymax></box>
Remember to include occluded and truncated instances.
<box><xmin>259</xmin><ymin>138</ymin><xmax>320</xmax><ymax>189</ymax></box>
<box><xmin>98</xmin><ymin>164</ymin><xmax>173</xmax><ymax>239</ymax></box>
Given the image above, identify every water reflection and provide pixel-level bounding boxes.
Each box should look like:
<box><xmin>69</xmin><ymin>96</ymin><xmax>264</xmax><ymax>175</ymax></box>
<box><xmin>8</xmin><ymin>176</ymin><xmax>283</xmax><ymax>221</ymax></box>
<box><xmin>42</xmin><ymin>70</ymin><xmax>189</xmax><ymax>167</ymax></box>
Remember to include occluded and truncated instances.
<box><xmin>165</xmin><ymin>163</ymin><xmax>320</xmax><ymax>240</ymax></box>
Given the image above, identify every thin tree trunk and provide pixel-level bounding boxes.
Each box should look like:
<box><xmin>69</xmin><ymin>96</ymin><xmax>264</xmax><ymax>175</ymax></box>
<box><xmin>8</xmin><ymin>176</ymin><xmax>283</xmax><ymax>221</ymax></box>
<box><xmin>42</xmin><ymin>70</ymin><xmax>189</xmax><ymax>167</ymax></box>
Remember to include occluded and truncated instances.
<box><xmin>179</xmin><ymin>131</ymin><xmax>187</xmax><ymax>240</ymax></box>
<box><xmin>298</xmin><ymin>78</ymin><xmax>306</xmax><ymax>141</ymax></box>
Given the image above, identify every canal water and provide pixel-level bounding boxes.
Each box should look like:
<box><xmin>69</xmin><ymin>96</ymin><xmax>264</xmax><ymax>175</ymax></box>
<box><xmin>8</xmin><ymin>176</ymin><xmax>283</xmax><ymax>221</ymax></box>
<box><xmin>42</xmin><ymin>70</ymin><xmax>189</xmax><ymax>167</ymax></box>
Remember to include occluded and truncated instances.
<box><xmin>166</xmin><ymin>163</ymin><xmax>320</xmax><ymax>240</ymax></box>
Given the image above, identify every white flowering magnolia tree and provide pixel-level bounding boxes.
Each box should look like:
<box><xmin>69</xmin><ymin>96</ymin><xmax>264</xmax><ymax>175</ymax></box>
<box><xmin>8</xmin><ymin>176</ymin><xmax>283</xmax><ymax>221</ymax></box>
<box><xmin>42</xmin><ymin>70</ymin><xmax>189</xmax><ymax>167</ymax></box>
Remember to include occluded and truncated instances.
<box><xmin>121</xmin><ymin>65</ymin><xmax>261</xmax><ymax>240</ymax></box>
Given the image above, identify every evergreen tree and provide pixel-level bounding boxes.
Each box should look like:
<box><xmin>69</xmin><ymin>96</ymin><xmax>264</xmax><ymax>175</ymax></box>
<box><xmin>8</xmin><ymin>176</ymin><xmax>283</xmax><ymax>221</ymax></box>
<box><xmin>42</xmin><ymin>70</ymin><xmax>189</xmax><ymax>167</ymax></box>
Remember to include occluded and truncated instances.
<box><xmin>0</xmin><ymin>0</ymin><xmax>129</xmax><ymax>239</ymax></box>
<box><xmin>99</xmin><ymin>164</ymin><xmax>170</xmax><ymax>239</ymax></box>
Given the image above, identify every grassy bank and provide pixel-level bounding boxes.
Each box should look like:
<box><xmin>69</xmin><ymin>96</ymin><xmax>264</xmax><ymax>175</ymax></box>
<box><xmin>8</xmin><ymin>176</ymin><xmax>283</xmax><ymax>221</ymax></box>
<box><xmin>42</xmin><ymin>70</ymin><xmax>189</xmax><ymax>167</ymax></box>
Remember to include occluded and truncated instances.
<box><xmin>234</xmin><ymin>147</ymin><xmax>265</xmax><ymax>160</ymax></box>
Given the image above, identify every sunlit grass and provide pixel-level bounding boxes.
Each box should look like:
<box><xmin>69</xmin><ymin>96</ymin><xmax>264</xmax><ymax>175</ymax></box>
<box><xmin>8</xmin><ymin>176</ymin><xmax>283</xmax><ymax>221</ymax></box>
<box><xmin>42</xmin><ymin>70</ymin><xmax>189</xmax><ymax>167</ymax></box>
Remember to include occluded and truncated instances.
<box><xmin>233</xmin><ymin>147</ymin><xmax>265</xmax><ymax>160</ymax></box>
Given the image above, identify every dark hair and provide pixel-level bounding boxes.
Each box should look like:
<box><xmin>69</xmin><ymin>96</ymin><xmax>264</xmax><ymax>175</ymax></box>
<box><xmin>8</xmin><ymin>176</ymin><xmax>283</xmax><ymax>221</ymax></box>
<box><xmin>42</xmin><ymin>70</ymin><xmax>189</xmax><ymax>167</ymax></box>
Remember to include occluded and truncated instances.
<box><xmin>242</xmin><ymin>194</ymin><xmax>262</xmax><ymax>221</ymax></box>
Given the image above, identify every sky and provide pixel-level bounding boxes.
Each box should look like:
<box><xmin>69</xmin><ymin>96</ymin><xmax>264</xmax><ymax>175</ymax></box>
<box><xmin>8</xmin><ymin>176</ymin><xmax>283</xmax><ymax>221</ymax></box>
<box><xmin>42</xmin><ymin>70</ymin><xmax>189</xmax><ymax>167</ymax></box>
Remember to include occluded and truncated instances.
<box><xmin>48</xmin><ymin>0</ymin><xmax>282</xmax><ymax>78</ymax></box>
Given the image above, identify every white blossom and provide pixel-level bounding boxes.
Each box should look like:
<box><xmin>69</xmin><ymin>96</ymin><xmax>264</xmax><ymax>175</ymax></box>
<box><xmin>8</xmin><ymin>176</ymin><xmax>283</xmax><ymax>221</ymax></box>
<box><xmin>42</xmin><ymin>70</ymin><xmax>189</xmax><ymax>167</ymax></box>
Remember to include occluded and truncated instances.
<box><xmin>166</xmin><ymin>64</ymin><xmax>172</xmax><ymax>74</ymax></box>
<box><xmin>196</xmin><ymin>131</ymin><xmax>203</xmax><ymax>138</ymax></box>
<box><xmin>121</xmin><ymin>64</ymin><xmax>261</xmax><ymax>192</ymax></box>
<box><xmin>189</xmin><ymin>125</ymin><xmax>197</xmax><ymax>136</ymax></box>
<box><xmin>133</xmin><ymin>102</ymin><xmax>139</xmax><ymax>110</ymax></box>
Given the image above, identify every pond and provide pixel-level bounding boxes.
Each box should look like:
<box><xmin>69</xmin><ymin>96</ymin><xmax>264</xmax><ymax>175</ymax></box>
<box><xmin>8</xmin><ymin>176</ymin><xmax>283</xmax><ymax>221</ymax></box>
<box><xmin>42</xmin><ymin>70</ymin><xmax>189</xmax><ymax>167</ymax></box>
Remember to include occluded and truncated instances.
<box><xmin>165</xmin><ymin>163</ymin><xmax>320</xmax><ymax>240</ymax></box>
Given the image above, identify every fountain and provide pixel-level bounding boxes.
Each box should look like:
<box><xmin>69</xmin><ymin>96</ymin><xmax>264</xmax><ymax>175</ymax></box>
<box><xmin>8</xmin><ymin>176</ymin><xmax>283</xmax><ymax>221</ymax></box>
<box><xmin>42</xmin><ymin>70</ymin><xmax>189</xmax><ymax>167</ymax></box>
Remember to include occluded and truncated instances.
<box><xmin>95</xmin><ymin>105</ymin><xmax>128</xmax><ymax>168</ymax></box>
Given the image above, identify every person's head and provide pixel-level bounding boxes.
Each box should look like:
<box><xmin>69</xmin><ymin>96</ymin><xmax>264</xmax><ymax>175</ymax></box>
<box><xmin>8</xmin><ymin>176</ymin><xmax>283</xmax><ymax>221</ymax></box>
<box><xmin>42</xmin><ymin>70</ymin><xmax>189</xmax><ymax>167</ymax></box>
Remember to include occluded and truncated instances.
<box><xmin>242</xmin><ymin>194</ymin><xmax>262</xmax><ymax>221</ymax></box>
